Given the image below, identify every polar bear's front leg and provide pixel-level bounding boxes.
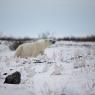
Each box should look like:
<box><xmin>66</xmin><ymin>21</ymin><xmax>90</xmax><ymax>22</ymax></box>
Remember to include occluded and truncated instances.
<box><xmin>15</xmin><ymin>45</ymin><xmax>23</xmax><ymax>57</ymax></box>
<box><xmin>40</xmin><ymin>50</ymin><xmax>44</xmax><ymax>55</ymax></box>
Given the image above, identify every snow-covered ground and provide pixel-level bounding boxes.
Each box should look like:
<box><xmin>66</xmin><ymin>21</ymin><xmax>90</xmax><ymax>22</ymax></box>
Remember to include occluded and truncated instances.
<box><xmin>0</xmin><ymin>41</ymin><xmax>95</xmax><ymax>95</ymax></box>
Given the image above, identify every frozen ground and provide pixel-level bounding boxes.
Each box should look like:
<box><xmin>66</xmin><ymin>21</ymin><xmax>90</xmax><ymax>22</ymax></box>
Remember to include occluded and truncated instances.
<box><xmin>0</xmin><ymin>41</ymin><xmax>95</xmax><ymax>95</ymax></box>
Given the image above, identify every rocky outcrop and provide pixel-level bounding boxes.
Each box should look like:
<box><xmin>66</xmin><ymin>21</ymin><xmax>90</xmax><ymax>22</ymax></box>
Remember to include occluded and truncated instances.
<box><xmin>4</xmin><ymin>71</ymin><xmax>21</xmax><ymax>84</ymax></box>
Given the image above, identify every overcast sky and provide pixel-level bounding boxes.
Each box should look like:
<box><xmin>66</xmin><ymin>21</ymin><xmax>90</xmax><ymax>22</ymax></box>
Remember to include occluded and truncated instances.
<box><xmin>0</xmin><ymin>0</ymin><xmax>95</xmax><ymax>38</ymax></box>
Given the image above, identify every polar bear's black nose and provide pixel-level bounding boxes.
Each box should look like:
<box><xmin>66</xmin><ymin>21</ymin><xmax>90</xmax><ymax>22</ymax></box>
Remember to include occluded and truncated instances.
<box><xmin>50</xmin><ymin>40</ymin><xmax>56</xmax><ymax>44</ymax></box>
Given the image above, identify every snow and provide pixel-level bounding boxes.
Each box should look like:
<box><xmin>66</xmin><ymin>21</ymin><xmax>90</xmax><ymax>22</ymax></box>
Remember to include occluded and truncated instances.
<box><xmin>0</xmin><ymin>41</ymin><xmax>95</xmax><ymax>95</ymax></box>
<box><xmin>0</xmin><ymin>88</ymin><xmax>32</xmax><ymax>95</ymax></box>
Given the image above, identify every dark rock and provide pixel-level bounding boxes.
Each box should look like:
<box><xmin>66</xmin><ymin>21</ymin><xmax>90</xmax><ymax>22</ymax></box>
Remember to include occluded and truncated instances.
<box><xmin>4</xmin><ymin>71</ymin><xmax>21</xmax><ymax>84</ymax></box>
<box><xmin>3</xmin><ymin>73</ymin><xmax>7</xmax><ymax>75</ymax></box>
<box><xmin>10</xmin><ymin>69</ymin><xmax>13</xmax><ymax>71</ymax></box>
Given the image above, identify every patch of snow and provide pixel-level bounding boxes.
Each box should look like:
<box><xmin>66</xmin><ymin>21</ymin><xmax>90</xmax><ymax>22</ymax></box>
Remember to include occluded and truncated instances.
<box><xmin>0</xmin><ymin>41</ymin><xmax>95</xmax><ymax>95</ymax></box>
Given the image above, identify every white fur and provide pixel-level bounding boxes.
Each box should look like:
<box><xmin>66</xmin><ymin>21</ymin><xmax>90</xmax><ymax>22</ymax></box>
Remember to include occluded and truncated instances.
<box><xmin>15</xmin><ymin>40</ymin><xmax>52</xmax><ymax>58</ymax></box>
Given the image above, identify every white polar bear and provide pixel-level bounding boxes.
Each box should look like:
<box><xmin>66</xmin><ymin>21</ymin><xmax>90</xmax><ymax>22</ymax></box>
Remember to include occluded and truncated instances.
<box><xmin>15</xmin><ymin>39</ymin><xmax>55</xmax><ymax>58</ymax></box>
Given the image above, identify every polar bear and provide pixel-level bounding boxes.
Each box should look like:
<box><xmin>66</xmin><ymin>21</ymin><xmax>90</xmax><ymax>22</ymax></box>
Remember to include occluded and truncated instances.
<box><xmin>15</xmin><ymin>39</ymin><xmax>55</xmax><ymax>58</ymax></box>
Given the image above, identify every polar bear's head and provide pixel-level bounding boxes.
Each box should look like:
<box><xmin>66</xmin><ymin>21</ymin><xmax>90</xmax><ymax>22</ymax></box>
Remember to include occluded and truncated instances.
<box><xmin>38</xmin><ymin>39</ymin><xmax>56</xmax><ymax>45</ymax></box>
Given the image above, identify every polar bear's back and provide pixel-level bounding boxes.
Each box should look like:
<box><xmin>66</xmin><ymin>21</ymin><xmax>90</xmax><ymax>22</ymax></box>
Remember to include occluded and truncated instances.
<box><xmin>22</xmin><ymin>42</ymin><xmax>42</xmax><ymax>57</ymax></box>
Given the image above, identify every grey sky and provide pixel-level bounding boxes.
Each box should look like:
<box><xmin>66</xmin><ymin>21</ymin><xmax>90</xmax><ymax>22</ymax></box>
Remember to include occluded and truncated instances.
<box><xmin>0</xmin><ymin>0</ymin><xmax>95</xmax><ymax>38</ymax></box>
